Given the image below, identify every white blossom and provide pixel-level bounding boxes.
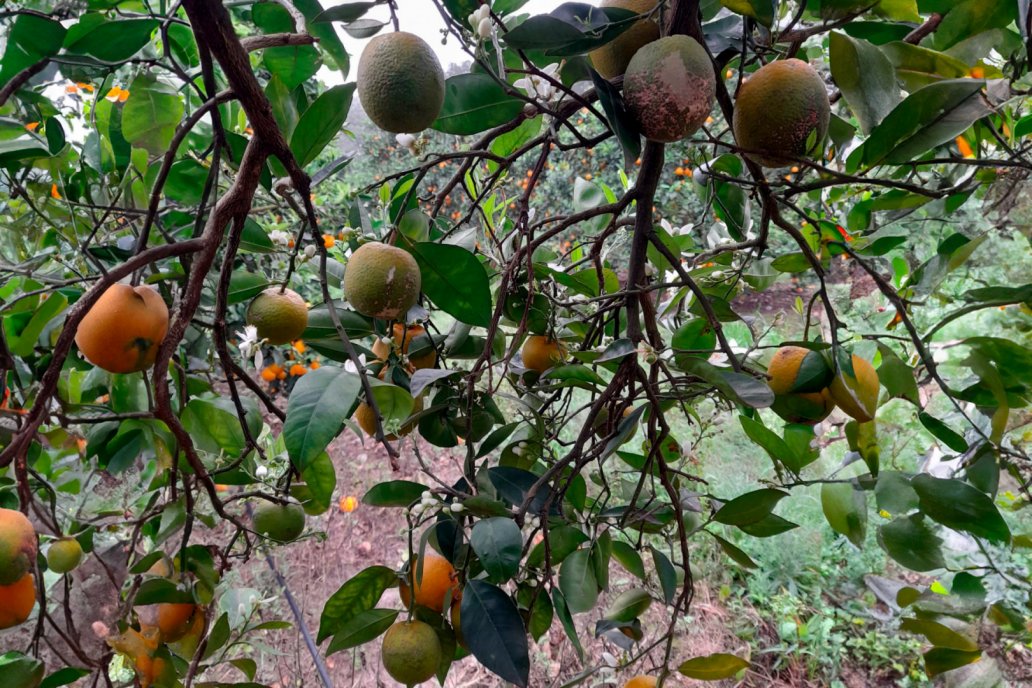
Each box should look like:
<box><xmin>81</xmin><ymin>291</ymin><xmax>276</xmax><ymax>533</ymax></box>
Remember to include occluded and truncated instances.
<box><xmin>236</xmin><ymin>325</ymin><xmax>264</xmax><ymax>370</ymax></box>
<box><xmin>395</xmin><ymin>133</ymin><xmax>418</xmax><ymax>155</ymax></box>
<box><xmin>513</xmin><ymin>63</ymin><xmax>562</xmax><ymax>103</ymax></box>
<box><xmin>303</xmin><ymin>244</ymin><xmax>317</xmax><ymax>260</ymax></box>
<box><xmin>477</xmin><ymin>17</ymin><xmax>493</xmax><ymax>38</ymax></box>
<box><xmin>255</xmin><ymin>465</ymin><xmax>268</xmax><ymax>478</ymax></box>
<box><xmin>269</xmin><ymin>230</ymin><xmax>291</xmax><ymax>248</ymax></box>
<box><xmin>343</xmin><ymin>353</ymin><xmax>367</xmax><ymax>374</ymax></box>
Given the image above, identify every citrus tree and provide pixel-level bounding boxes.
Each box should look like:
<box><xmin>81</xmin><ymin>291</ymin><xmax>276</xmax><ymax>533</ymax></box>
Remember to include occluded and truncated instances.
<box><xmin>1</xmin><ymin>0</ymin><xmax>1031</xmax><ymax>686</ymax></box>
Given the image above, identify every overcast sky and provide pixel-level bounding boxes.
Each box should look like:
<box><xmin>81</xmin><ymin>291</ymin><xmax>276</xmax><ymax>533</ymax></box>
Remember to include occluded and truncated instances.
<box><xmin>321</xmin><ymin>0</ymin><xmax>600</xmax><ymax>84</ymax></box>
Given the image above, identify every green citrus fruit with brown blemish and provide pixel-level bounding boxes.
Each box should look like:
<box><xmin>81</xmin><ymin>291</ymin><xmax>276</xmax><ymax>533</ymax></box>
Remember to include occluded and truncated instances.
<box><xmin>357</xmin><ymin>31</ymin><xmax>446</xmax><ymax>134</ymax></box>
<box><xmin>47</xmin><ymin>537</ymin><xmax>84</xmax><ymax>574</ymax></box>
<box><xmin>75</xmin><ymin>283</ymin><xmax>169</xmax><ymax>374</ymax></box>
<box><xmin>246</xmin><ymin>287</ymin><xmax>308</xmax><ymax>345</ymax></box>
<box><xmin>344</xmin><ymin>242</ymin><xmax>422</xmax><ymax>320</ymax></box>
<box><xmin>589</xmin><ymin>0</ymin><xmax>660</xmax><ymax>79</ymax></box>
<box><xmin>623</xmin><ymin>35</ymin><xmax>716</xmax><ymax>142</ymax></box>
<box><xmin>380</xmin><ymin>620</ymin><xmax>443</xmax><ymax>686</ymax></box>
<box><xmin>0</xmin><ymin>507</ymin><xmax>37</xmax><ymax>585</ymax></box>
<box><xmin>733</xmin><ymin>58</ymin><xmax>830</xmax><ymax>167</ymax></box>
<box><xmin>829</xmin><ymin>353</ymin><xmax>880</xmax><ymax>422</ymax></box>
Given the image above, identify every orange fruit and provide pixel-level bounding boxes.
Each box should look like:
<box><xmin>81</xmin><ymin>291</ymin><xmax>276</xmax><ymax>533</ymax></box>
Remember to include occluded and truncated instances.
<box><xmin>344</xmin><ymin>242</ymin><xmax>422</xmax><ymax>320</ymax></box>
<box><xmin>766</xmin><ymin>346</ymin><xmax>836</xmax><ymax>424</ymax></box>
<box><xmin>252</xmin><ymin>501</ymin><xmax>306</xmax><ymax>542</ymax></box>
<box><xmin>624</xmin><ymin>676</ymin><xmax>658</xmax><ymax>688</ymax></box>
<box><xmin>399</xmin><ymin>551</ymin><xmax>460</xmax><ymax>613</ymax></box>
<box><xmin>372</xmin><ymin>323</ymin><xmax>436</xmax><ymax>369</ymax></box>
<box><xmin>829</xmin><ymin>354</ymin><xmax>879</xmax><ymax>423</ymax></box>
<box><xmin>156</xmin><ymin>603</ymin><xmax>199</xmax><ymax>642</ymax></box>
<box><xmin>107</xmin><ymin>626</ymin><xmax>169</xmax><ymax>688</ymax></box>
<box><xmin>589</xmin><ymin>0</ymin><xmax>660</xmax><ymax>79</ymax></box>
<box><xmin>74</xmin><ymin>283</ymin><xmax>169</xmax><ymax>373</ymax></box>
<box><xmin>380</xmin><ymin>620</ymin><xmax>443</xmax><ymax>686</ymax></box>
<box><xmin>0</xmin><ymin>507</ymin><xmax>37</xmax><ymax>585</ymax></box>
<box><xmin>246</xmin><ymin>287</ymin><xmax>309</xmax><ymax>345</ymax></box>
<box><xmin>733</xmin><ymin>59</ymin><xmax>830</xmax><ymax>167</ymax></box>
<box><xmin>521</xmin><ymin>335</ymin><xmax>567</xmax><ymax>373</ymax></box>
<box><xmin>0</xmin><ymin>573</ymin><xmax>36</xmax><ymax>629</ymax></box>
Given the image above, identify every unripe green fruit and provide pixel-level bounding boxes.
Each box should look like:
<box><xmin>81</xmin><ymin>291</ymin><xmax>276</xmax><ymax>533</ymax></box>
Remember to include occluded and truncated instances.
<box><xmin>252</xmin><ymin>501</ymin><xmax>306</xmax><ymax>543</ymax></box>
<box><xmin>47</xmin><ymin>538</ymin><xmax>84</xmax><ymax>574</ymax></box>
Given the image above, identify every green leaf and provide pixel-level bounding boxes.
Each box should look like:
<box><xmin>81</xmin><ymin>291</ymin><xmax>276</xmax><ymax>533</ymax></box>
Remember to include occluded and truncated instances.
<box><xmin>720</xmin><ymin>0</ymin><xmax>774</xmax><ymax>26</ymax></box>
<box><xmin>64</xmin><ymin>18</ymin><xmax>158</xmax><ymax>63</ymax></box>
<box><xmin>710</xmin><ymin>532</ymin><xmax>757</xmax><ymax>568</ymax></box>
<box><xmin>290</xmin><ymin>83</ymin><xmax>355</xmax><ymax>167</ymax></box>
<box><xmin>611</xmin><ymin>540</ymin><xmax>646</xmax><ymax>579</ymax></box>
<box><xmin>326</xmin><ymin>608</ymin><xmax>398</xmax><ymax>655</ymax></box>
<box><xmin>678</xmin><ymin>359</ymin><xmax>774</xmax><ymax>409</ymax></box>
<box><xmin>461</xmin><ymin>580</ymin><xmax>530</xmax><ymax>687</ymax></box>
<box><xmin>603</xmin><ymin>588</ymin><xmax>652</xmax><ymax>622</ymax></box>
<box><xmin>502</xmin><ymin>5</ymin><xmax>640</xmax><ymax>55</ymax></box>
<box><xmin>856</xmin><ymin>79</ymin><xmax>990</xmax><ymax>168</ymax></box>
<box><xmin>40</xmin><ymin>667</ymin><xmax>91</xmax><ymax>688</ymax></box>
<box><xmin>263</xmin><ymin>44</ymin><xmax>321</xmax><ymax>90</ymax></box>
<box><xmin>0</xmin><ymin>652</ymin><xmax>45</xmax><ymax>688</ymax></box>
<box><xmin>135</xmin><ymin>578</ymin><xmax>194</xmax><ymax>605</ymax></box>
<box><xmin>314</xmin><ymin>2</ymin><xmax>377</xmax><ymax>22</ymax></box>
<box><xmin>9</xmin><ymin>291</ymin><xmax>67</xmax><ymax>357</ymax></box>
<box><xmin>922</xmin><ymin>647</ymin><xmax>982</xmax><ymax>677</ymax></box>
<box><xmin>180</xmin><ymin>397</ymin><xmax>262</xmax><ymax>457</ymax></box>
<box><xmin>300</xmin><ymin>451</ymin><xmax>336</xmax><ymax>514</ymax></box>
<box><xmin>362</xmin><ymin>480</ymin><xmax>427</xmax><ymax>507</ymax></box>
<box><xmin>672</xmin><ymin>319</ymin><xmax>717</xmax><ymax>363</ymax></box>
<box><xmin>738</xmin><ymin>514</ymin><xmax>799</xmax><ymax>538</ymax></box>
<box><xmin>911</xmin><ymin>474</ymin><xmax>1011</xmax><ymax>544</ymax></box>
<box><xmin>318</xmin><ymin>565</ymin><xmax>397</xmax><ymax>642</ymax></box>
<box><xmin>933</xmin><ymin>0</ymin><xmax>1017</xmax><ymax>50</ymax></box>
<box><xmin>294</xmin><ymin>0</ymin><xmax>351</xmax><ymax>73</ymax></box>
<box><xmin>121</xmin><ymin>74</ymin><xmax>184</xmax><ymax>156</ymax></box>
<box><xmin>0</xmin><ymin>15</ymin><xmax>66</xmax><ymax>87</ymax></box>
<box><xmin>918</xmin><ymin>412</ymin><xmax>969</xmax><ymax>453</ymax></box>
<box><xmin>283</xmin><ymin>366</ymin><xmax>362</xmax><ymax>472</ymax></box>
<box><xmin>526</xmin><ymin>525</ymin><xmax>588</xmax><ymax>568</ymax></box>
<box><xmin>431</xmin><ymin>73</ymin><xmax>524</xmax><ymax>135</ymax></box>
<box><xmin>679</xmin><ymin>652</ymin><xmax>750</xmax><ymax>680</ymax></box>
<box><xmin>410</xmin><ymin>242</ymin><xmax>492</xmax><ymax>327</ymax></box>
<box><xmin>240</xmin><ymin>219</ymin><xmax>276</xmax><ymax>254</ymax></box>
<box><xmin>227</xmin><ymin>272</ymin><xmax>270</xmax><ymax>305</ymax></box>
<box><xmin>471</xmin><ymin>518</ymin><xmax>523</xmax><ymax>583</ymax></box>
<box><xmin>878</xmin><ymin>514</ymin><xmax>946</xmax><ymax>571</ymax></box>
<box><xmin>714</xmin><ymin>489</ymin><xmax>788</xmax><ymax>526</ymax></box>
<box><xmin>900</xmin><ymin>618</ymin><xmax>978</xmax><ymax>651</ymax></box>
<box><xmin>650</xmin><ymin>546</ymin><xmax>678</xmax><ymax>604</ymax></box>
<box><xmin>821</xmin><ymin>481</ymin><xmax>867</xmax><ymax>547</ymax></box>
<box><xmin>550</xmin><ymin>587</ymin><xmax>584</xmax><ymax>661</ymax></box>
<box><xmin>558</xmin><ymin>549</ymin><xmax>598</xmax><ymax>614</ymax></box>
<box><xmin>588</xmin><ymin>68</ymin><xmax>641</xmax><ymax>169</ymax></box>
<box><xmin>875</xmin><ymin>471</ymin><xmax>919</xmax><ymax>515</ymax></box>
<box><xmin>829</xmin><ymin>32</ymin><xmax>901</xmax><ymax>134</ymax></box>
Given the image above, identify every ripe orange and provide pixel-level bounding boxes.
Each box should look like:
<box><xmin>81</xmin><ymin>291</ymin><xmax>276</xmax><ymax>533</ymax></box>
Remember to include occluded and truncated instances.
<box><xmin>107</xmin><ymin>626</ymin><xmax>168</xmax><ymax>688</ymax></box>
<box><xmin>0</xmin><ymin>573</ymin><xmax>36</xmax><ymax>629</ymax></box>
<box><xmin>381</xmin><ymin>620</ymin><xmax>443</xmax><ymax>686</ymax></box>
<box><xmin>372</xmin><ymin>323</ymin><xmax>437</xmax><ymax>369</ymax></box>
<box><xmin>344</xmin><ymin>242</ymin><xmax>421</xmax><ymax>320</ymax></box>
<box><xmin>0</xmin><ymin>507</ymin><xmax>37</xmax><ymax>585</ymax></box>
<box><xmin>829</xmin><ymin>354</ymin><xmax>880</xmax><ymax>422</ymax></box>
<box><xmin>246</xmin><ymin>287</ymin><xmax>309</xmax><ymax>345</ymax></box>
<box><xmin>588</xmin><ymin>0</ymin><xmax>659</xmax><ymax>79</ymax></box>
<box><xmin>521</xmin><ymin>335</ymin><xmax>567</xmax><ymax>373</ymax></box>
<box><xmin>74</xmin><ymin>283</ymin><xmax>169</xmax><ymax>373</ymax></box>
<box><xmin>624</xmin><ymin>676</ymin><xmax>658</xmax><ymax>688</ymax></box>
<box><xmin>766</xmin><ymin>346</ymin><xmax>836</xmax><ymax>424</ymax></box>
<box><xmin>400</xmin><ymin>551</ymin><xmax>460</xmax><ymax>613</ymax></box>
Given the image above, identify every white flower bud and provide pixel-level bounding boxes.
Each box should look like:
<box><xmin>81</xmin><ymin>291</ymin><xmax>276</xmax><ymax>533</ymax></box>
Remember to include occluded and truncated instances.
<box><xmin>421</xmin><ymin>490</ymin><xmax>432</xmax><ymax>500</ymax></box>
<box><xmin>450</xmin><ymin>502</ymin><xmax>464</xmax><ymax>513</ymax></box>
<box><xmin>477</xmin><ymin>17</ymin><xmax>492</xmax><ymax>38</ymax></box>
<box><xmin>395</xmin><ymin>133</ymin><xmax>416</xmax><ymax>148</ymax></box>
<box><xmin>255</xmin><ymin>465</ymin><xmax>268</xmax><ymax>478</ymax></box>
<box><xmin>303</xmin><ymin>244</ymin><xmax>317</xmax><ymax>259</ymax></box>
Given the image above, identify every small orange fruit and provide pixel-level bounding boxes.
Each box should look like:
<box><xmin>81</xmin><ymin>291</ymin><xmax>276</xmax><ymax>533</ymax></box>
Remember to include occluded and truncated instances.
<box><xmin>155</xmin><ymin>603</ymin><xmax>199</xmax><ymax>642</ymax></box>
<box><xmin>521</xmin><ymin>335</ymin><xmax>567</xmax><ymax>373</ymax></box>
<box><xmin>380</xmin><ymin>620</ymin><xmax>443</xmax><ymax>686</ymax></box>
<box><xmin>400</xmin><ymin>551</ymin><xmax>460</xmax><ymax>613</ymax></box>
<box><xmin>372</xmin><ymin>323</ymin><xmax>437</xmax><ymax>369</ymax></box>
<box><xmin>0</xmin><ymin>573</ymin><xmax>36</xmax><ymax>629</ymax></box>
<box><xmin>247</xmin><ymin>287</ymin><xmax>309</xmax><ymax>345</ymax></box>
<box><xmin>47</xmin><ymin>537</ymin><xmax>84</xmax><ymax>574</ymax></box>
<box><xmin>75</xmin><ymin>283</ymin><xmax>169</xmax><ymax>373</ymax></box>
<box><xmin>344</xmin><ymin>242</ymin><xmax>421</xmax><ymax>319</ymax></box>
<box><xmin>624</xmin><ymin>676</ymin><xmax>658</xmax><ymax>688</ymax></box>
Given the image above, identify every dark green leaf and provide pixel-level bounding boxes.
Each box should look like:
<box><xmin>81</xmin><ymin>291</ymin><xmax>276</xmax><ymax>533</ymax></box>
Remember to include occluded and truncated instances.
<box><xmin>410</xmin><ymin>242</ymin><xmax>492</xmax><ymax>326</ymax></box>
<box><xmin>709</xmin><ymin>532</ymin><xmax>757</xmax><ymax>568</ymax></box>
<box><xmin>461</xmin><ymin>580</ymin><xmax>530</xmax><ymax>687</ymax></box>
<box><xmin>326</xmin><ymin>609</ymin><xmax>399</xmax><ymax>655</ymax></box>
<box><xmin>714</xmin><ymin>489</ymin><xmax>788</xmax><ymax>526</ymax></box>
<box><xmin>878</xmin><ymin>514</ymin><xmax>946</xmax><ymax>571</ymax></box>
<box><xmin>283</xmin><ymin>366</ymin><xmax>362</xmax><ymax>472</ymax></box>
<box><xmin>0</xmin><ymin>652</ymin><xmax>45</xmax><ymax>688</ymax></box>
<box><xmin>900</xmin><ymin>618</ymin><xmax>978</xmax><ymax>651</ymax></box>
<box><xmin>431</xmin><ymin>73</ymin><xmax>523</xmax><ymax>136</ymax></box>
<box><xmin>923</xmin><ymin>648</ymin><xmax>982</xmax><ymax>677</ymax></box>
<box><xmin>829</xmin><ymin>32</ymin><xmax>900</xmax><ymax>134</ymax></box>
<box><xmin>470</xmin><ymin>517</ymin><xmax>523</xmax><ymax>583</ymax></box>
<box><xmin>650</xmin><ymin>546</ymin><xmax>678</xmax><ymax>604</ymax></box>
<box><xmin>290</xmin><ymin>83</ymin><xmax>355</xmax><ymax>167</ymax></box>
<box><xmin>121</xmin><ymin>74</ymin><xmax>183</xmax><ymax>156</ymax></box>
<box><xmin>821</xmin><ymin>481</ymin><xmax>867</xmax><ymax>547</ymax></box>
<box><xmin>559</xmin><ymin>549</ymin><xmax>598</xmax><ymax>614</ymax></box>
<box><xmin>912</xmin><ymin>474</ymin><xmax>1010</xmax><ymax>544</ymax></box>
<box><xmin>318</xmin><ymin>566</ymin><xmax>397</xmax><ymax>642</ymax></box>
<box><xmin>362</xmin><ymin>480</ymin><xmax>427</xmax><ymax>507</ymax></box>
<box><xmin>65</xmin><ymin>18</ymin><xmax>158</xmax><ymax>63</ymax></box>
<box><xmin>918</xmin><ymin>412</ymin><xmax>969</xmax><ymax>452</ymax></box>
